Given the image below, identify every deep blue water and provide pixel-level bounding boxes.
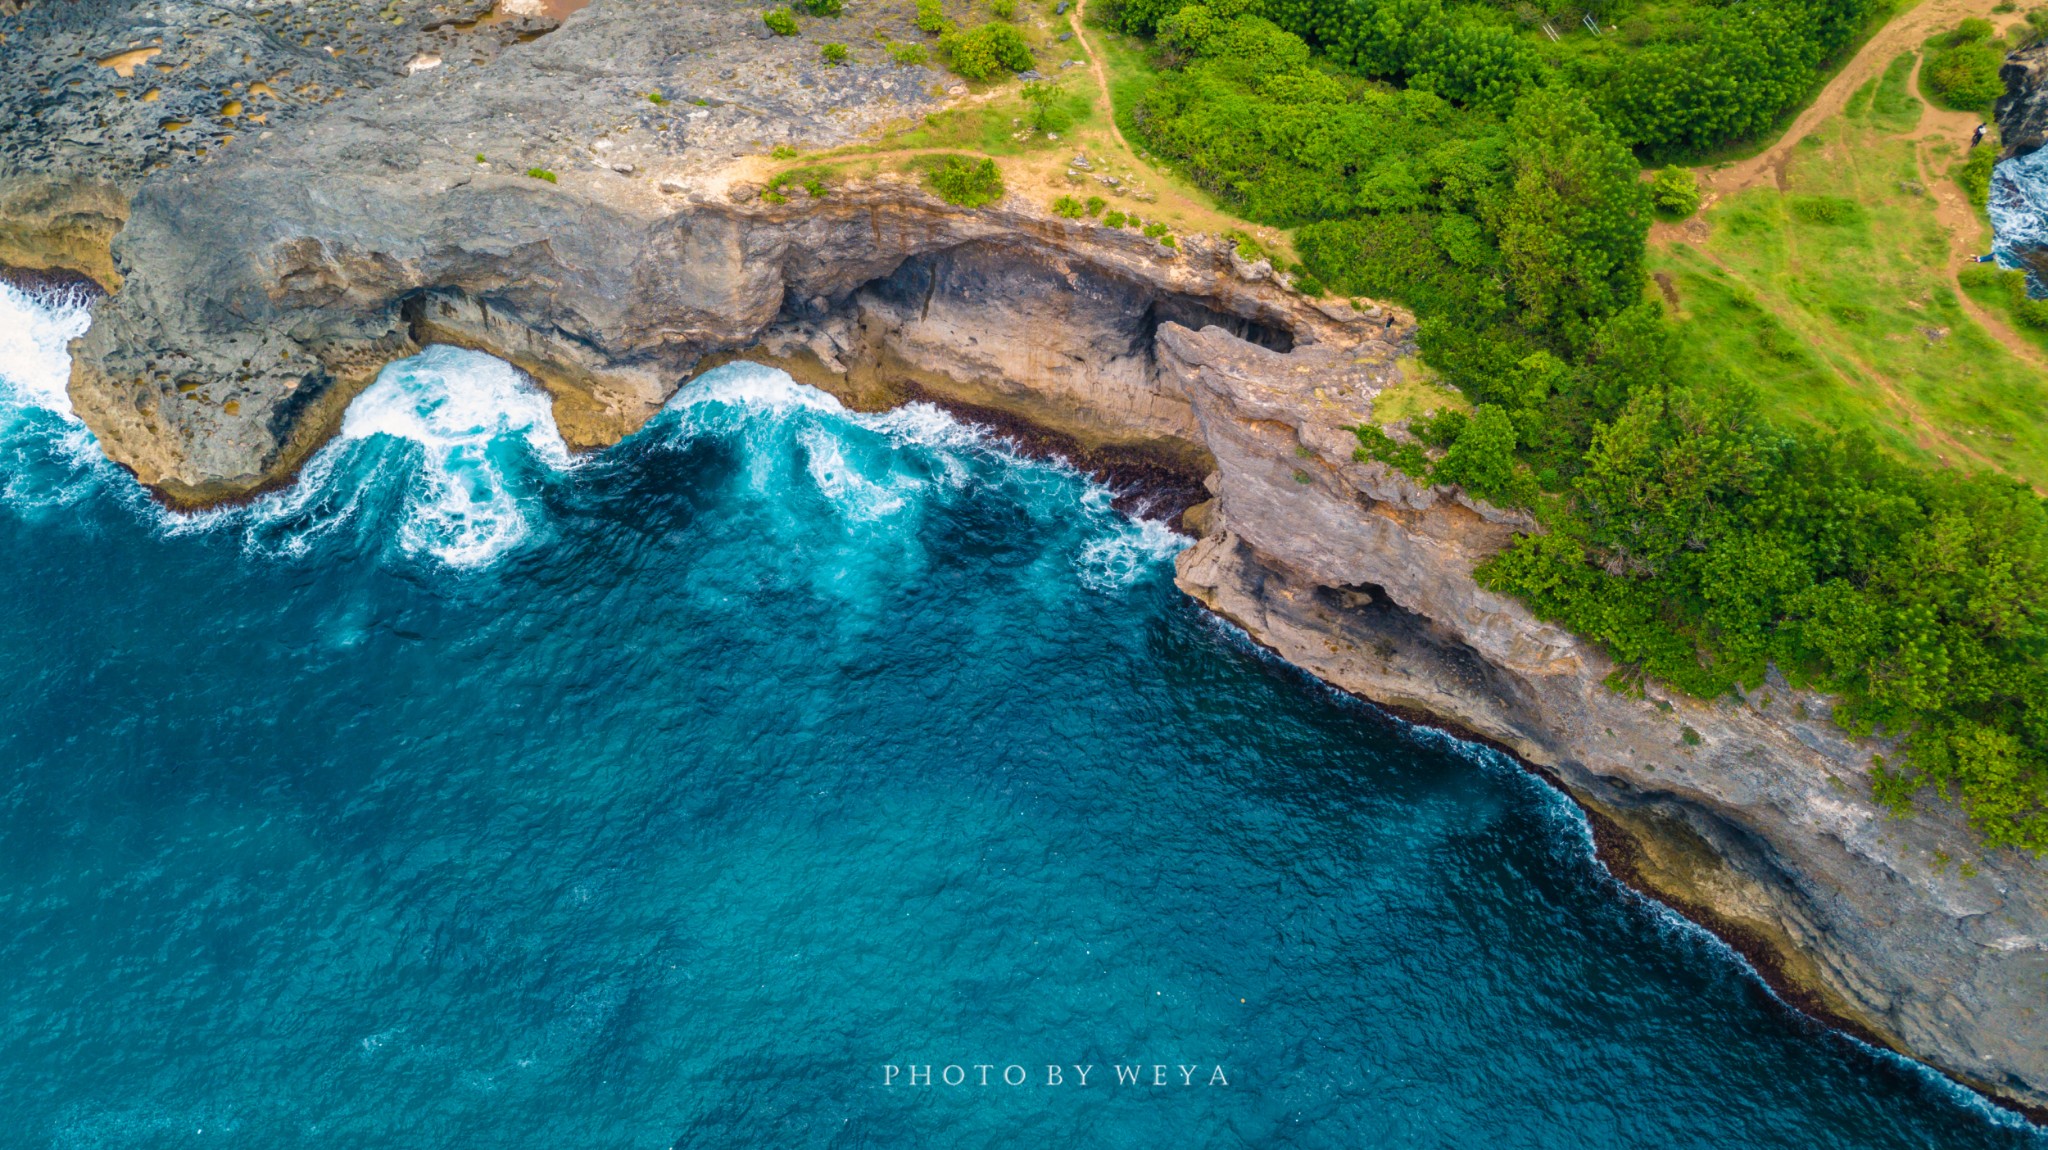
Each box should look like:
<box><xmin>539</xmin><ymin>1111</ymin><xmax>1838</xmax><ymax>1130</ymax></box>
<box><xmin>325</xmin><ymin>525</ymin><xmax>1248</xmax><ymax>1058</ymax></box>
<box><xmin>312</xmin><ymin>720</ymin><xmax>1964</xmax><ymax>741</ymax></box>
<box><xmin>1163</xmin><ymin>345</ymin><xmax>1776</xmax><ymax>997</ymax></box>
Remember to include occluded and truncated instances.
<box><xmin>0</xmin><ymin>283</ymin><xmax>2041</xmax><ymax>1148</ymax></box>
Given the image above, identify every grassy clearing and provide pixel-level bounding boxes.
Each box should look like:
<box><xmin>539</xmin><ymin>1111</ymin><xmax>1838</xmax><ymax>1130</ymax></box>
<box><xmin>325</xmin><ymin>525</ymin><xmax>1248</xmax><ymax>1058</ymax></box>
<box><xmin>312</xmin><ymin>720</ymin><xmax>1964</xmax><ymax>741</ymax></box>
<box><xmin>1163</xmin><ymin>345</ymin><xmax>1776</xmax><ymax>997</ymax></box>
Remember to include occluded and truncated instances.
<box><xmin>1367</xmin><ymin>358</ymin><xmax>1471</xmax><ymax>425</ymax></box>
<box><xmin>1651</xmin><ymin>72</ymin><xmax>2048</xmax><ymax>485</ymax></box>
<box><xmin>869</xmin><ymin>84</ymin><xmax>1097</xmax><ymax>155</ymax></box>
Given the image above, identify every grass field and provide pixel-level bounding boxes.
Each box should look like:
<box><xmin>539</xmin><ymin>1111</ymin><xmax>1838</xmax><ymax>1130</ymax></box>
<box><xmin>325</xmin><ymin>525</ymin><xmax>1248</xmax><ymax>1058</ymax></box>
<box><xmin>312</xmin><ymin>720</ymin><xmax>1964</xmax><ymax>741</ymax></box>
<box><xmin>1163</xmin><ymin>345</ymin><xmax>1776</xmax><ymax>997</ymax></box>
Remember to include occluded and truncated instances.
<box><xmin>1649</xmin><ymin>50</ymin><xmax>2048</xmax><ymax>485</ymax></box>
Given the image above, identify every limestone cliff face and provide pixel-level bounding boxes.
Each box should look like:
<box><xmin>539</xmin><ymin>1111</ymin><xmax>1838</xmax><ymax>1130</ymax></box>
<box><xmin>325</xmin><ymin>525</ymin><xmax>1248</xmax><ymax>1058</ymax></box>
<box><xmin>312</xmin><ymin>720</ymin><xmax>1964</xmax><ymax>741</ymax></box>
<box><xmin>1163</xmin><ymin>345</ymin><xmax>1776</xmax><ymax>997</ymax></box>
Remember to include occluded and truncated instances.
<box><xmin>8</xmin><ymin>0</ymin><xmax>2048</xmax><ymax>1121</ymax></box>
<box><xmin>1160</xmin><ymin>323</ymin><xmax>2048</xmax><ymax>1113</ymax></box>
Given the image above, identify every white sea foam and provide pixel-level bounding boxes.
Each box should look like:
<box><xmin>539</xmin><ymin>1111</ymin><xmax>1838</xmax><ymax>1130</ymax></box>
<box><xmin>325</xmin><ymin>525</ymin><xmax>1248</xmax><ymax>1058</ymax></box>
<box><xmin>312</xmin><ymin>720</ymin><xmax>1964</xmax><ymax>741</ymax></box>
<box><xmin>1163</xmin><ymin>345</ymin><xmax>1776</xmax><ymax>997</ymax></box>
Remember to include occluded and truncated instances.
<box><xmin>0</xmin><ymin>281</ymin><xmax>117</xmax><ymax>511</ymax></box>
<box><xmin>0</xmin><ymin>280</ymin><xmax>92</xmax><ymax>418</ymax></box>
<box><xmin>1076</xmin><ymin>514</ymin><xmax>1187</xmax><ymax>590</ymax></box>
<box><xmin>334</xmin><ymin>345</ymin><xmax>571</xmax><ymax>567</ymax></box>
<box><xmin>1990</xmin><ymin>148</ymin><xmax>2048</xmax><ymax>277</ymax></box>
<box><xmin>156</xmin><ymin>344</ymin><xmax>572</xmax><ymax>568</ymax></box>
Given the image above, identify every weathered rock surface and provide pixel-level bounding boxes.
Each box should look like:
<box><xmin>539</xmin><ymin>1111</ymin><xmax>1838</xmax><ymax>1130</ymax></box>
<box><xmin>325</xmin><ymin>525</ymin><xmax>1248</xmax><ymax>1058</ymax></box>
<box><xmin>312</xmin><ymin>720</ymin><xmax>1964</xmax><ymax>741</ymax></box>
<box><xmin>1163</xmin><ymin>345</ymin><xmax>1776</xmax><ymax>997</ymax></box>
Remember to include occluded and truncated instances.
<box><xmin>6</xmin><ymin>0</ymin><xmax>2048</xmax><ymax>1120</ymax></box>
<box><xmin>2000</xmin><ymin>41</ymin><xmax>2048</xmax><ymax>159</ymax></box>
<box><xmin>1162</xmin><ymin>322</ymin><xmax>2048</xmax><ymax>1113</ymax></box>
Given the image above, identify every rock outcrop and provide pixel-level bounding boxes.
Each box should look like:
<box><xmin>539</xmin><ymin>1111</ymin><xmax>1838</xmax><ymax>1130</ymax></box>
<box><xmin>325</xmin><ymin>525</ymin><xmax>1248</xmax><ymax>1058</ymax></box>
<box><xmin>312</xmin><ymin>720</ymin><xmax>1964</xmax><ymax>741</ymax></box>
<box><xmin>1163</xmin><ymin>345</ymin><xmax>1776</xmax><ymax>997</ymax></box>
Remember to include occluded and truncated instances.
<box><xmin>2001</xmin><ymin>41</ymin><xmax>2048</xmax><ymax>159</ymax></box>
<box><xmin>6</xmin><ymin>0</ymin><xmax>2048</xmax><ymax>1120</ymax></box>
<box><xmin>1162</xmin><ymin>324</ymin><xmax>2048</xmax><ymax>1114</ymax></box>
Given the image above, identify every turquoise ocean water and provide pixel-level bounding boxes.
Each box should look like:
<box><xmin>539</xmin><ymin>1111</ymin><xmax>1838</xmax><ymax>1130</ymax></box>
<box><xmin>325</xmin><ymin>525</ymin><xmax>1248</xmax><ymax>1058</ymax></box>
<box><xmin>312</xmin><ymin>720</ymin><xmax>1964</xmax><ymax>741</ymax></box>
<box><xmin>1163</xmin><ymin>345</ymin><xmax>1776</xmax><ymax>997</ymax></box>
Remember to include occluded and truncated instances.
<box><xmin>0</xmin><ymin>282</ymin><xmax>2041</xmax><ymax>1148</ymax></box>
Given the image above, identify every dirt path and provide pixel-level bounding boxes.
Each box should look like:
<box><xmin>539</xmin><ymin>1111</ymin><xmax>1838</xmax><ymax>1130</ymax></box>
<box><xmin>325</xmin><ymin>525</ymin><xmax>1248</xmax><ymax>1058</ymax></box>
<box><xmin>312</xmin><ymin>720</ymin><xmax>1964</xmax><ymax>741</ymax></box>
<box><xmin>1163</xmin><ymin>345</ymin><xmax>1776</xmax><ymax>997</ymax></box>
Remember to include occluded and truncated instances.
<box><xmin>1066</xmin><ymin>0</ymin><xmax>1133</xmax><ymax>156</ymax></box>
<box><xmin>1707</xmin><ymin>0</ymin><xmax>2004</xmax><ymax>200</ymax></box>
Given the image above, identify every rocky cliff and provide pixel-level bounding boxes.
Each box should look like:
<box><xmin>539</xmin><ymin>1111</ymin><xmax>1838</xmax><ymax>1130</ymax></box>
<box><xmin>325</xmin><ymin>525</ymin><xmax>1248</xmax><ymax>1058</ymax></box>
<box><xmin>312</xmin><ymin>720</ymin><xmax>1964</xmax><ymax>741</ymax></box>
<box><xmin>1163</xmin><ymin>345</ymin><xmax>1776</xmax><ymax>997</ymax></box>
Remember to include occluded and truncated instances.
<box><xmin>6</xmin><ymin>0</ymin><xmax>2048</xmax><ymax>1119</ymax></box>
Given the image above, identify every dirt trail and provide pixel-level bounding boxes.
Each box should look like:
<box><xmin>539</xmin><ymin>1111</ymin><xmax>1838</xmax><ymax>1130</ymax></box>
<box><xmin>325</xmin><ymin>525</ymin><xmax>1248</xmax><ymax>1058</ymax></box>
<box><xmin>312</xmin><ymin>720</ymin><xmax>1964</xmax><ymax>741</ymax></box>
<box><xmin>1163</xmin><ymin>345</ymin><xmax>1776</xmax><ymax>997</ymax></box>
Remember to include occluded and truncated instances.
<box><xmin>1067</xmin><ymin>0</ymin><xmax>1133</xmax><ymax>155</ymax></box>
<box><xmin>1708</xmin><ymin>0</ymin><xmax>2006</xmax><ymax>200</ymax></box>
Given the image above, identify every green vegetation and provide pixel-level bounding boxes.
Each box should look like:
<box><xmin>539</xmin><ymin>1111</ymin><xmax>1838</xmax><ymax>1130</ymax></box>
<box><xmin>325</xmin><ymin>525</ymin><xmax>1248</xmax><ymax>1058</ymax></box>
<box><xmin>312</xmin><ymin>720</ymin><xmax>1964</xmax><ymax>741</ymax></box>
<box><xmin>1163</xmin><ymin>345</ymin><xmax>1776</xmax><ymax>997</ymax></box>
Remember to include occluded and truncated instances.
<box><xmin>524</xmin><ymin>167</ymin><xmax>556</xmax><ymax>183</ymax></box>
<box><xmin>1021</xmin><ymin>80</ymin><xmax>1066</xmax><ymax>131</ymax></box>
<box><xmin>1960</xmin><ymin>264</ymin><xmax>2048</xmax><ymax>332</ymax></box>
<box><xmin>647</xmin><ymin>91</ymin><xmax>669</xmax><ymax>106</ymax></box>
<box><xmin>916</xmin><ymin>0</ymin><xmax>952</xmax><ymax>34</ymax></box>
<box><xmin>822</xmin><ymin>41</ymin><xmax>849</xmax><ymax>64</ymax></box>
<box><xmin>1116</xmin><ymin>1</ymin><xmax>2048</xmax><ymax>848</ymax></box>
<box><xmin>1107</xmin><ymin>0</ymin><xmax>1887</xmax><ymax>158</ymax></box>
<box><xmin>1103</xmin><ymin>208</ymin><xmax>1128</xmax><ymax>226</ymax></box>
<box><xmin>799</xmin><ymin>0</ymin><xmax>842</xmax><ymax>14</ymax></box>
<box><xmin>890</xmin><ymin>41</ymin><xmax>930</xmax><ymax>65</ymax></box>
<box><xmin>1084</xmin><ymin>195</ymin><xmax>1106</xmax><ymax>215</ymax></box>
<box><xmin>1053</xmin><ymin>193</ymin><xmax>1086</xmax><ymax>217</ymax></box>
<box><xmin>920</xmin><ymin>153</ymin><xmax>1006</xmax><ymax>206</ymax></box>
<box><xmin>991</xmin><ymin>0</ymin><xmax>1017</xmax><ymax>17</ymax></box>
<box><xmin>941</xmin><ymin>22</ymin><xmax>1033</xmax><ymax>79</ymax></box>
<box><xmin>763</xmin><ymin>8</ymin><xmax>799</xmax><ymax>35</ymax></box>
<box><xmin>1651</xmin><ymin>167</ymin><xmax>1701</xmax><ymax>219</ymax></box>
<box><xmin>771</xmin><ymin>144</ymin><xmax>801</xmax><ymax>159</ymax></box>
<box><xmin>1921</xmin><ymin>20</ymin><xmax>2006</xmax><ymax>113</ymax></box>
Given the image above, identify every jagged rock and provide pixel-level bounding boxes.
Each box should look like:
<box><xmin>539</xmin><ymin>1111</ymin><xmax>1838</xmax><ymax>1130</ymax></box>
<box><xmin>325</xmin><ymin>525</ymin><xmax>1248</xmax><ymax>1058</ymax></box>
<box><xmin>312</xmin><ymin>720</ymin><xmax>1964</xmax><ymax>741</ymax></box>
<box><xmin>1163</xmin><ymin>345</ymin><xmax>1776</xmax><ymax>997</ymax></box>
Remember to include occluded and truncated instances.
<box><xmin>1161</xmin><ymin>322</ymin><xmax>2048</xmax><ymax>1116</ymax></box>
<box><xmin>1999</xmin><ymin>41</ymin><xmax>2048</xmax><ymax>158</ymax></box>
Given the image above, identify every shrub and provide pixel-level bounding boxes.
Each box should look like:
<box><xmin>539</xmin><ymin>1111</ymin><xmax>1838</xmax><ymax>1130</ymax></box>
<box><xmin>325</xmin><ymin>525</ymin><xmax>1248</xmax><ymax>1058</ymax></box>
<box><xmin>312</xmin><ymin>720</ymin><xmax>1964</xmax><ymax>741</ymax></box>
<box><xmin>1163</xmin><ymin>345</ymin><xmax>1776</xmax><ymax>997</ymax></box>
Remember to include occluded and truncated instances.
<box><xmin>647</xmin><ymin>92</ymin><xmax>668</xmax><ymax>105</ymax></box>
<box><xmin>923</xmin><ymin>154</ymin><xmax>1005</xmax><ymax>206</ymax></box>
<box><xmin>764</xmin><ymin>8</ymin><xmax>799</xmax><ymax>35</ymax></box>
<box><xmin>1924</xmin><ymin>22</ymin><xmax>2006</xmax><ymax>111</ymax></box>
<box><xmin>1052</xmin><ymin>194</ymin><xmax>1085</xmax><ymax>217</ymax></box>
<box><xmin>1651</xmin><ymin>166</ymin><xmax>1702</xmax><ymax>218</ymax></box>
<box><xmin>916</xmin><ymin>0</ymin><xmax>952</xmax><ymax>34</ymax></box>
<box><xmin>1956</xmin><ymin>144</ymin><xmax>1997</xmax><ymax>207</ymax></box>
<box><xmin>800</xmin><ymin>0</ymin><xmax>842</xmax><ymax>13</ymax></box>
<box><xmin>1789</xmin><ymin>195</ymin><xmax>1860</xmax><ymax>225</ymax></box>
<box><xmin>1021</xmin><ymin>80</ymin><xmax>1066</xmax><ymax>131</ymax></box>
<box><xmin>990</xmin><ymin>0</ymin><xmax>1016</xmax><ymax>17</ymax></box>
<box><xmin>771</xmin><ymin>144</ymin><xmax>800</xmax><ymax>159</ymax></box>
<box><xmin>890</xmin><ymin>41</ymin><xmax>930</xmax><ymax>64</ymax></box>
<box><xmin>1084</xmin><ymin>195</ymin><xmax>1105</xmax><ymax>216</ymax></box>
<box><xmin>1351</xmin><ymin>423</ymin><xmax>1431</xmax><ymax>475</ymax></box>
<box><xmin>940</xmin><ymin>22</ymin><xmax>1032</xmax><ymax>79</ymax></box>
<box><xmin>822</xmin><ymin>42</ymin><xmax>849</xmax><ymax>63</ymax></box>
<box><xmin>525</xmin><ymin>167</ymin><xmax>557</xmax><ymax>182</ymax></box>
<box><xmin>1141</xmin><ymin>220</ymin><xmax>1168</xmax><ymax>238</ymax></box>
<box><xmin>1102</xmin><ymin>209</ymin><xmax>1127</xmax><ymax>227</ymax></box>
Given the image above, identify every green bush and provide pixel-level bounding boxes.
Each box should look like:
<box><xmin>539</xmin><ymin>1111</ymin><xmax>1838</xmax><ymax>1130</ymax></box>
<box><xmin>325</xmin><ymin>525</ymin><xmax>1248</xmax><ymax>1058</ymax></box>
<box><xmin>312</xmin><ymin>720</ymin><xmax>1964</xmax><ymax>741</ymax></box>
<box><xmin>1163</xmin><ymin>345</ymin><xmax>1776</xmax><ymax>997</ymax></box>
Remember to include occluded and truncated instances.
<box><xmin>1102</xmin><ymin>209</ymin><xmax>1127</xmax><ymax>227</ymax></box>
<box><xmin>1120</xmin><ymin>0</ymin><xmax>2048</xmax><ymax>850</ymax></box>
<box><xmin>890</xmin><ymin>41</ymin><xmax>930</xmax><ymax>65</ymax></box>
<box><xmin>525</xmin><ymin>167</ymin><xmax>557</xmax><ymax>183</ymax></box>
<box><xmin>1084</xmin><ymin>195</ymin><xmax>1105</xmax><ymax>216</ymax></box>
<box><xmin>1021</xmin><ymin>80</ymin><xmax>1067</xmax><ymax>131</ymax></box>
<box><xmin>1052</xmin><ymin>194</ymin><xmax>1085</xmax><ymax>217</ymax></box>
<box><xmin>1956</xmin><ymin>144</ymin><xmax>1998</xmax><ymax>207</ymax></box>
<box><xmin>1924</xmin><ymin>21</ymin><xmax>2007</xmax><ymax>111</ymax></box>
<box><xmin>647</xmin><ymin>92</ymin><xmax>669</xmax><ymax>106</ymax></box>
<box><xmin>821</xmin><ymin>42</ymin><xmax>848</xmax><ymax>63</ymax></box>
<box><xmin>923</xmin><ymin>154</ymin><xmax>1005</xmax><ymax>206</ymax></box>
<box><xmin>1352</xmin><ymin>424</ymin><xmax>1431</xmax><ymax>476</ymax></box>
<box><xmin>916</xmin><ymin>0</ymin><xmax>952</xmax><ymax>34</ymax></box>
<box><xmin>763</xmin><ymin>8</ymin><xmax>799</xmax><ymax>35</ymax></box>
<box><xmin>1789</xmin><ymin>195</ymin><xmax>1860</xmax><ymax>225</ymax></box>
<box><xmin>800</xmin><ymin>0</ymin><xmax>842</xmax><ymax>13</ymax></box>
<box><xmin>990</xmin><ymin>0</ymin><xmax>1016</xmax><ymax>17</ymax></box>
<box><xmin>940</xmin><ymin>22</ymin><xmax>1032</xmax><ymax>79</ymax></box>
<box><xmin>1651</xmin><ymin>166</ymin><xmax>1702</xmax><ymax>219</ymax></box>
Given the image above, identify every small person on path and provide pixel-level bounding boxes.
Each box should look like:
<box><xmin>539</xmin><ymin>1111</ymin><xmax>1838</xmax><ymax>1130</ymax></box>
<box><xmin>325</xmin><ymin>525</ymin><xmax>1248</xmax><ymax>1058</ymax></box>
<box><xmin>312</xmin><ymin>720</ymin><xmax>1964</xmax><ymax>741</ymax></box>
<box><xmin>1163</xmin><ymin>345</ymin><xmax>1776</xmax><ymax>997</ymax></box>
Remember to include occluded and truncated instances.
<box><xmin>1973</xmin><ymin>122</ymin><xmax>1988</xmax><ymax>148</ymax></box>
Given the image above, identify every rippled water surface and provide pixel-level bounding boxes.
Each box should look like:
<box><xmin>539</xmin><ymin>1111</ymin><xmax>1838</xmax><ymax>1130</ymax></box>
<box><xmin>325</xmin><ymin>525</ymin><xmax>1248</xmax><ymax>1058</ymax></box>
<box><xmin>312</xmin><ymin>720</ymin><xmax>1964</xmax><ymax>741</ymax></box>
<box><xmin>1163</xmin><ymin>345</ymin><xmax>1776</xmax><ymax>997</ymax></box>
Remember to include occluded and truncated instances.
<box><xmin>0</xmin><ymin>283</ymin><xmax>2039</xmax><ymax>1148</ymax></box>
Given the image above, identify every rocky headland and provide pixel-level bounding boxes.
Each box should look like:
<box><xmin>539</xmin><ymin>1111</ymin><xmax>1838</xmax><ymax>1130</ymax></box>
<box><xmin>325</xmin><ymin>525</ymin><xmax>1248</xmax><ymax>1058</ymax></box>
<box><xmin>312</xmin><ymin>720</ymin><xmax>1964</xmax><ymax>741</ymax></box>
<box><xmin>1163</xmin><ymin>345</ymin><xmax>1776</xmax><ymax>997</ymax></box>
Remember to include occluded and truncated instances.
<box><xmin>6</xmin><ymin>0</ymin><xmax>2048</xmax><ymax>1117</ymax></box>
